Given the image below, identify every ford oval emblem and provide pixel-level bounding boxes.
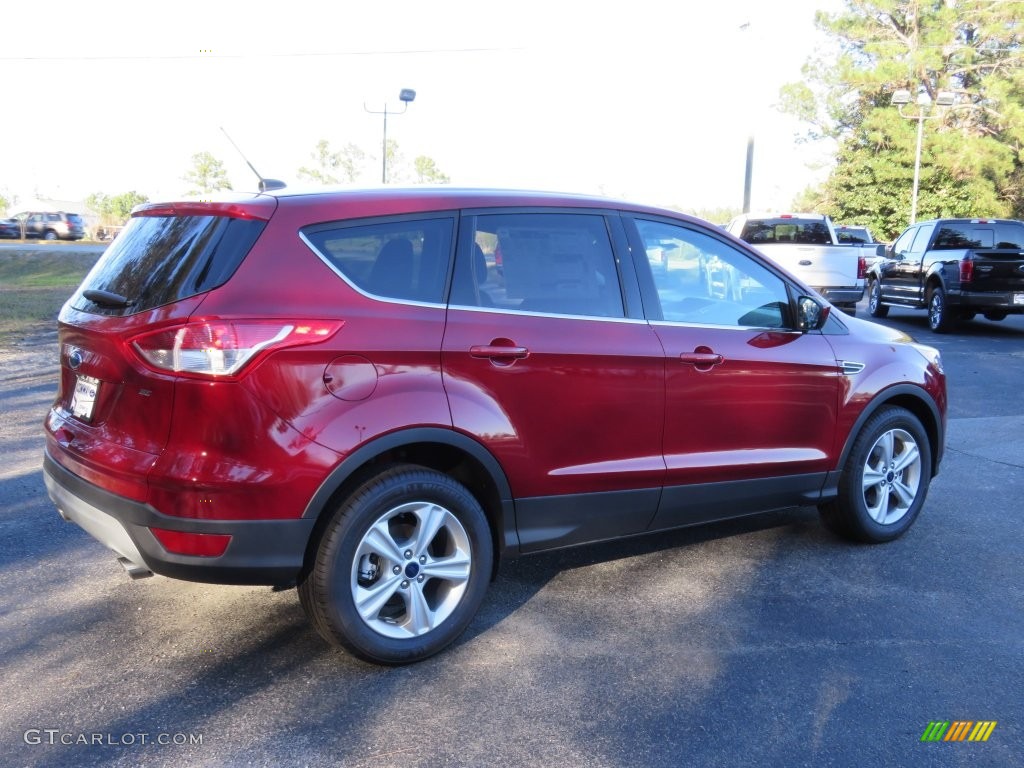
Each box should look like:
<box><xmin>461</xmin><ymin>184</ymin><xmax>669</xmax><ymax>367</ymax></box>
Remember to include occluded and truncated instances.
<box><xmin>68</xmin><ymin>348</ymin><xmax>84</xmax><ymax>370</ymax></box>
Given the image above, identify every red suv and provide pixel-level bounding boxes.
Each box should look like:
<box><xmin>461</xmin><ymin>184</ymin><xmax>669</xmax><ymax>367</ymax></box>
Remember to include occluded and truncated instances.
<box><xmin>43</xmin><ymin>188</ymin><xmax>947</xmax><ymax>663</ymax></box>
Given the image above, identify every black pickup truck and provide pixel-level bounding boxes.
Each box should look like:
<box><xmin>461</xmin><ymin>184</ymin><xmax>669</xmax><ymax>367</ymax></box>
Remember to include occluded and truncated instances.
<box><xmin>866</xmin><ymin>218</ymin><xmax>1024</xmax><ymax>332</ymax></box>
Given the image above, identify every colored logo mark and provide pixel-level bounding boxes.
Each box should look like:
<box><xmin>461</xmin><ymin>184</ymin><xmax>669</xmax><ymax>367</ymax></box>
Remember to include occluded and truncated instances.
<box><xmin>921</xmin><ymin>721</ymin><xmax>997</xmax><ymax>742</ymax></box>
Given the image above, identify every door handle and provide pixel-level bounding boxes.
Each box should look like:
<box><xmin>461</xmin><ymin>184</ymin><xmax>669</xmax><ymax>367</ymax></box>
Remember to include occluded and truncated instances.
<box><xmin>798</xmin><ymin>259</ymin><xmax>813</xmax><ymax>266</ymax></box>
<box><xmin>679</xmin><ymin>351</ymin><xmax>724</xmax><ymax>368</ymax></box>
<box><xmin>470</xmin><ymin>344</ymin><xmax>529</xmax><ymax>360</ymax></box>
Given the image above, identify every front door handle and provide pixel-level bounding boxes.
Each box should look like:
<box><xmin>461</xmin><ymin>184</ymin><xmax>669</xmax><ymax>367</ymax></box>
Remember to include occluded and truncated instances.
<box><xmin>679</xmin><ymin>349</ymin><xmax>724</xmax><ymax>370</ymax></box>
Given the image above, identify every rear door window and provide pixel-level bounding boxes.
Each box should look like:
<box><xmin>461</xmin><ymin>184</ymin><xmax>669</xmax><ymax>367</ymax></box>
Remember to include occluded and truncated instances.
<box><xmin>449</xmin><ymin>212</ymin><xmax>625</xmax><ymax>318</ymax></box>
<box><xmin>302</xmin><ymin>217</ymin><xmax>454</xmax><ymax>304</ymax></box>
<box><xmin>994</xmin><ymin>223</ymin><xmax>1024</xmax><ymax>249</ymax></box>
<box><xmin>72</xmin><ymin>214</ymin><xmax>266</xmax><ymax>315</ymax></box>
<box><xmin>932</xmin><ymin>223</ymin><xmax>993</xmax><ymax>250</ymax></box>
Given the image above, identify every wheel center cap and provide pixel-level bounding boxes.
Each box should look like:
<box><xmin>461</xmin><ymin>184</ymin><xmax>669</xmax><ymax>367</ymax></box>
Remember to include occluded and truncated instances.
<box><xmin>886</xmin><ymin>471</ymin><xmax>895</xmax><ymax>483</ymax></box>
<box><xmin>405</xmin><ymin>562</ymin><xmax>420</xmax><ymax>578</ymax></box>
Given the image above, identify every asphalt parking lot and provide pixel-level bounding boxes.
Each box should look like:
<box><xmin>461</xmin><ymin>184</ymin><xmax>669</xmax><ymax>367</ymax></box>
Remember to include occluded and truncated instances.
<box><xmin>1</xmin><ymin>306</ymin><xmax>1021</xmax><ymax>768</ymax></box>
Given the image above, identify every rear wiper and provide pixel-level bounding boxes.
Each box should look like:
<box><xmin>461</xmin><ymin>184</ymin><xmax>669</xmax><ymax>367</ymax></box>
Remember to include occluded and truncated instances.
<box><xmin>83</xmin><ymin>289</ymin><xmax>135</xmax><ymax>309</ymax></box>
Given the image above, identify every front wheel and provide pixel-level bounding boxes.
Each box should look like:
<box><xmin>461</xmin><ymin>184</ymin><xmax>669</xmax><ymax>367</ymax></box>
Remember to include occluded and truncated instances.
<box><xmin>927</xmin><ymin>285</ymin><xmax>955</xmax><ymax>333</ymax></box>
<box><xmin>867</xmin><ymin>279</ymin><xmax>888</xmax><ymax>318</ymax></box>
<box><xmin>820</xmin><ymin>406</ymin><xmax>932</xmax><ymax>543</ymax></box>
<box><xmin>298</xmin><ymin>465</ymin><xmax>493</xmax><ymax>664</ymax></box>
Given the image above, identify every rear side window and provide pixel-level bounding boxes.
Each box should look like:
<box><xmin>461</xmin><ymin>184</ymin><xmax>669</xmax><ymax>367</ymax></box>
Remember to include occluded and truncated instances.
<box><xmin>932</xmin><ymin>223</ymin><xmax>993</xmax><ymax>250</ymax></box>
<box><xmin>72</xmin><ymin>215</ymin><xmax>265</xmax><ymax>315</ymax></box>
<box><xmin>450</xmin><ymin>212</ymin><xmax>624</xmax><ymax>318</ymax></box>
<box><xmin>995</xmin><ymin>223</ymin><xmax>1024</xmax><ymax>249</ymax></box>
<box><xmin>302</xmin><ymin>217</ymin><xmax>454</xmax><ymax>304</ymax></box>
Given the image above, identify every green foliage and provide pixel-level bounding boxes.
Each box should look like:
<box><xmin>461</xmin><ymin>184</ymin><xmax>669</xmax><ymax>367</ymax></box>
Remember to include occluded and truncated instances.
<box><xmin>413</xmin><ymin>156</ymin><xmax>451</xmax><ymax>184</ymax></box>
<box><xmin>783</xmin><ymin>0</ymin><xmax>1024</xmax><ymax>240</ymax></box>
<box><xmin>297</xmin><ymin>140</ymin><xmax>366</xmax><ymax>184</ymax></box>
<box><xmin>0</xmin><ymin>191</ymin><xmax>15</xmax><ymax>217</ymax></box>
<box><xmin>87</xmin><ymin>190</ymin><xmax>150</xmax><ymax>226</ymax></box>
<box><xmin>182</xmin><ymin>151</ymin><xmax>232</xmax><ymax>196</ymax></box>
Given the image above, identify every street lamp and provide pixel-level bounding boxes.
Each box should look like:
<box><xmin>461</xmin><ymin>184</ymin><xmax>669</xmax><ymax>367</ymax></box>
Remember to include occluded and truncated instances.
<box><xmin>364</xmin><ymin>88</ymin><xmax>416</xmax><ymax>184</ymax></box>
<box><xmin>891</xmin><ymin>88</ymin><xmax>955</xmax><ymax>225</ymax></box>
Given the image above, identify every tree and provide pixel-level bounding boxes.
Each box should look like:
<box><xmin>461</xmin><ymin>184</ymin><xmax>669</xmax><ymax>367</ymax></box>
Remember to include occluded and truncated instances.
<box><xmin>297</xmin><ymin>140</ymin><xmax>366</xmax><ymax>184</ymax></box>
<box><xmin>88</xmin><ymin>191</ymin><xmax>150</xmax><ymax>226</ymax></box>
<box><xmin>781</xmin><ymin>1</ymin><xmax>1024</xmax><ymax>239</ymax></box>
<box><xmin>182</xmin><ymin>151</ymin><xmax>232</xmax><ymax>196</ymax></box>
<box><xmin>413</xmin><ymin>155</ymin><xmax>451</xmax><ymax>184</ymax></box>
<box><xmin>0</xmin><ymin>191</ymin><xmax>16</xmax><ymax>217</ymax></box>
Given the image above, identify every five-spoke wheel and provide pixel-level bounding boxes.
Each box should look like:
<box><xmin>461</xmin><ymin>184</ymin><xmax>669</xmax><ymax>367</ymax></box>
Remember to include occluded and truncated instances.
<box><xmin>820</xmin><ymin>406</ymin><xmax>932</xmax><ymax>542</ymax></box>
<box><xmin>299</xmin><ymin>465</ymin><xmax>492</xmax><ymax>664</ymax></box>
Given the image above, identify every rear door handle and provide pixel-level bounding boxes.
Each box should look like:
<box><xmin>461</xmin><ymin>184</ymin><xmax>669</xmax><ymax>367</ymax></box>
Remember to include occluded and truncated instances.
<box><xmin>470</xmin><ymin>345</ymin><xmax>529</xmax><ymax>360</ymax></box>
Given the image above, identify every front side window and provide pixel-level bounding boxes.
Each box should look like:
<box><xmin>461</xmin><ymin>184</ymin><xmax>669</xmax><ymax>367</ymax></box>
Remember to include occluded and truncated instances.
<box><xmin>910</xmin><ymin>223</ymin><xmax>936</xmax><ymax>252</ymax></box>
<box><xmin>303</xmin><ymin>217</ymin><xmax>454</xmax><ymax>304</ymax></box>
<box><xmin>891</xmin><ymin>226</ymin><xmax>917</xmax><ymax>255</ymax></box>
<box><xmin>450</xmin><ymin>212</ymin><xmax>624</xmax><ymax>318</ymax></box>
<box><xmin>635</xmin><ymin>219</ymin><xmax>791</xmax><ymax>328</ymax></box>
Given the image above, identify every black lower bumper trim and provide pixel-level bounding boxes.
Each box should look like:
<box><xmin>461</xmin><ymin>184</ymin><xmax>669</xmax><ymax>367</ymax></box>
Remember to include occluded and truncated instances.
<box><xmin>44</xmin><ymin>452</ymin><xmax>315</xmax><ymax>586</ymax></box>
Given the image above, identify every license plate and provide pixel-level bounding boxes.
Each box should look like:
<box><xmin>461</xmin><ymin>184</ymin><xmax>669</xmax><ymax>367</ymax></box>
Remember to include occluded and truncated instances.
<box><xmin>71</xmin><ymin>375</ymin><xmax>100</xmax><ymax>422</ymax></box>
<box><xmin>1013</xmin><ymin>293</ymin><xmax>1024</xmax><ymax>306</ymax></box>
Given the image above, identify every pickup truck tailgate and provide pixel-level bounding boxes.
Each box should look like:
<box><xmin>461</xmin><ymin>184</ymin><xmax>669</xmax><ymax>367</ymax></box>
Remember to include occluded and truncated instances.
<box><xmin>970</xmin><ymin>249</ymin><xmax>1024</xmax><ymax>293</ymax></box>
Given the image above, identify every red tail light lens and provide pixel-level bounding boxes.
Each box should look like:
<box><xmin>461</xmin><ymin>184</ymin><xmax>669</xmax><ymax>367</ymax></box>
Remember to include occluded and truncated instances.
<box><xmin>857</xmin><ymin>255</ymin><xmax>867</xmax><ymax>279</ymax></box>
<box><xmin>130</xmin><ymin>320</ymin><xmax>342</xmax><ymax>378</ymax></box>
<box><xmin>959</xmin><ymin>258</ymin><xmax>974</xmax><ymax>283</ymax></box>
<box><xmin>150</xmin><ymin>527</ymin><xmax>231</xmax><ymax>557</ymax></box>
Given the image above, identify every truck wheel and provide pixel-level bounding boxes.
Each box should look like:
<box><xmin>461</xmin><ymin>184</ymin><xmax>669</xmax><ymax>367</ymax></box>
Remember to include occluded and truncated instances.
<box><xmin>867</xmin><ymin>279</ymin><xmax>888</xmax><ymax>318</ymax></box>
<box><xmin>298</xmin><ymin>464</ymin><xmax>492</xmax><ymax>664</ymax></box>
<box><xmin>983</xmin><ymin>311</ymin><xmax>1006</xmax><ymax>322</ymax></box>
<box><xmin>819</xmin><ymin>406</ymin><xmax>932</xmax><ymax>543</ymax></box>
<box><xmin>927</xmin><ymin>285</ymin><xmax>955</xmax><ymax>333</ymax></box>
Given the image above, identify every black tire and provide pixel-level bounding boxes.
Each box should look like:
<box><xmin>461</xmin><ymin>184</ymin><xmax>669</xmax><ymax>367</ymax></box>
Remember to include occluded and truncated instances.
<box><xmin>820</xmin><ymin>406</ymin><xmax>932</xmax><ymax>543</ymax></box>
<box><xmin>927</xmin><ymin>284</ymin><xmax>955</xmax><ymax>333</ymax></box>
<box><xmin>867</xmin><ymin>279</ymin><xmax>888</xmax><ymax>318</ymax></box>
<box><xmin>983</xmin><ymin>311</ymin><xmax>1006</xmax><ymax>322</ymax></box>
<box><xmin>298</xmin><ymin>465</ymin><xmax>493</xmax><ymax>664</ymax></box>
<box><xmin>44</xmin><ymin>230</ymin><xmax>58</xmax><ymax>241</ymax></box>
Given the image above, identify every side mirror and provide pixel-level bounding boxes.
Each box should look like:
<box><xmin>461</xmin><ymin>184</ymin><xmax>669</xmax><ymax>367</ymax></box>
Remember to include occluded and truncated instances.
<box><xmin>796</xmin><ymin>296</ymin><xmax>830</xmax><ymax>332</ymax></box>
<box><xmin>876</xmin><ymin>243</ymin><xmax>887</xmax><ymax>258</ymax></box>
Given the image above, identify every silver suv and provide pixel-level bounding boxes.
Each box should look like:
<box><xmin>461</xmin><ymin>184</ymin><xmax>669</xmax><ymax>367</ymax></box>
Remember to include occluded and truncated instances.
<box><xmin>15</xmin><ymin>211</ymin><xmax>86</xmax><ymax>241</ymax></box>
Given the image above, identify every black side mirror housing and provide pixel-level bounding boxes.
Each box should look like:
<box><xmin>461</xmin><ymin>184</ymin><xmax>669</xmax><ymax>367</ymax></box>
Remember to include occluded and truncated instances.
<box><xmin>796</xmin><ymin>296</ymin><xmax>830</xmax><ymax>332</ymax></box>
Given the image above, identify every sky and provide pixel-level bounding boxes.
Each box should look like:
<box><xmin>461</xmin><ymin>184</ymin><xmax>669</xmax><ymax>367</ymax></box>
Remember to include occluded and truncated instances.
<box><xmin>2</xmin><ymin>0</ymin><xmax>843</xmax><ymax>214</ymax></box>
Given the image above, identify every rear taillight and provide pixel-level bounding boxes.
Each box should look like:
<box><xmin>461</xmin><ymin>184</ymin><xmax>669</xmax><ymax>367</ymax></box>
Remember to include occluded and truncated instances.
<box><xmin>857</xmin><ymin>255</ymin><xmax>867</xmax><ymax>279</ymax></box>
<box><xmin>130</xmin><ymin>320</ymin><xmax>342</xmax><ymax>378</ymax></box>
<box><xmin>959</xmin><ymin>257</ymin><xmax>974</xmax><ymax>283</ymax></box>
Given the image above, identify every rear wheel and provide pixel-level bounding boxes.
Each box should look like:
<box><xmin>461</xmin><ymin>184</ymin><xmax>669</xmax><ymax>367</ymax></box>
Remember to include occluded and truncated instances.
<box><xmin>983</xmin><ymin>311</ymin><xmax>1006</xmax><ymax>322</ymax></box>
<box><xmin>927</xmin><ymin>285</ymin><xmax>955</xmax><ymax>333</ymax></box>
<box><xmin>44</xmin><ymin>230</ymin><xmax>58</xmax><ymax>241</ymax></box>
<box><xmin>867</xmin><ymin>279</ymin><xmax>888</xmax><ymax>318</ymax></box>
<box><xmin>298</xmin><ymin>465</ymin><xmax>493</xmax><ymax>664</ymax></box>
<box><xmin>820</xmin><ymin>406</ymin><xmax>932</xmax><ymax>543</ymax></box>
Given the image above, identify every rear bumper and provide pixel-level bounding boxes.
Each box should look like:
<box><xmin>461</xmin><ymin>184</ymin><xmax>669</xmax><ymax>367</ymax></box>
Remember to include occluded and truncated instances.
<box><xmin>947</xmin><ymin>289</ymin><xmax>1024</xmax><ymax>312</ymax></box>
<box><xmin>816</xmin><ymin>285</ymin><xmax>864</xmax><ymax>306</ymax></box>
<box><xmin>43</xmin><ymin>451</ymin><xmax>315</xmax><ymax>585</ymax></box>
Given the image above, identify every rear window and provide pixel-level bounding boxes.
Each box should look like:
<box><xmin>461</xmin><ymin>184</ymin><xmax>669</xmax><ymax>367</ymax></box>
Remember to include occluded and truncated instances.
<box><xmin>836</xmin><ymin>227</ymin><xmax>871</xmax><ymax>245</ymax></box>
<box><xmin>72</xmin><ymin>215</ymin><xmax>265</xmax><ymax>315</ymax></box>
<box><xmin>740</xmin><ymin>218</ymin><xmax>832</xmax><ymax>245</ymax></box>
<box><xmin>67</xmin><ymin>214</ymin><xmax>84</xmax><ymax>225</ymax></box>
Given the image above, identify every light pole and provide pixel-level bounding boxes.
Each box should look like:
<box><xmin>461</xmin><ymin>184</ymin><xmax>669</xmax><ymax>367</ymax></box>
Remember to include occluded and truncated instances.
<box><xmin>891</xmin><ymin>89</ymin><xmax>955</xmax><ymax>225</ymax></box>
<box><xmin>364</xmin><ymin>88</ymin><xmax>416</xmax><ymax>184</ymax></box>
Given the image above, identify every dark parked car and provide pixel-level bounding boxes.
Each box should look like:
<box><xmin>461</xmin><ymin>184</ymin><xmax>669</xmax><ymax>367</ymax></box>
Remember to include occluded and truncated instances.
<box><xmin>15</xmin><ymin>210</ymin><xmax>86</xmax><ymax>240</ymax></box>
<box><xmin>43</xmin><ymin>188</ymin><xmax>947</xmax><ymax>664</ymax></box>
<box><xmin>0</xmin><ymin>218</ymin><xmax>20</xmax><ymax>239</ymax></box>
<box><xmin>867</xmin><ymin>217</ymin><xmax>1024</xmax><ymax>332</ymax></box>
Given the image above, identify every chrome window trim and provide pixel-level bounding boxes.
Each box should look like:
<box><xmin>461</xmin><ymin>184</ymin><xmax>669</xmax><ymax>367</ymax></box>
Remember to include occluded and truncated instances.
<box><xmin>649</xmin><ymin>319</ymin><xmax>800</xmax><ymax>333</ymax></box>
<box><xmin>447</xmin><ymin>303</ymin><xmax>645</xmax><ymax>324</ymax></box>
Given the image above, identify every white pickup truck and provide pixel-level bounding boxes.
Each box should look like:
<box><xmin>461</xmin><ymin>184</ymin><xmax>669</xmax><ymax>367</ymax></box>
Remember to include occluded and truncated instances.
<box><xmin>726</xmin><ymin>213</ymin><xmax>866</xmax><ymax>315</ymax></box>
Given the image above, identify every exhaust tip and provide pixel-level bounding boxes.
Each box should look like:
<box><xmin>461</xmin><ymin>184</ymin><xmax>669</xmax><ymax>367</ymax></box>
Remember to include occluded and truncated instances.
<box><xmin>117</xmin><ymin>556</ymin><xmax>154</xmax><ymax>580</ymax></box>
